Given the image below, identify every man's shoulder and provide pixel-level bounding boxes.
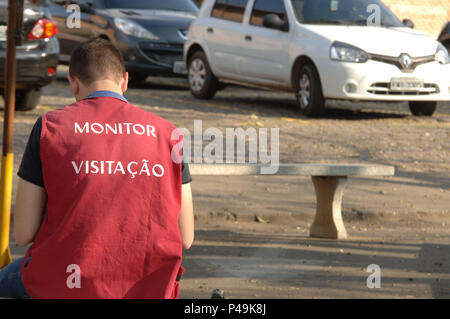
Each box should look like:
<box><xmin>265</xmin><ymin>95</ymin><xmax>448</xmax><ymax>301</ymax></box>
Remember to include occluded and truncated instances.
<box><xmin>127</xmin><ymin>103</ymin><xmax>179</xmax><ymax>132</ymax></box>
<box><xmin>42</xmin><ymin>101</ymin><xmax>82</xmax><ymax>121</ymax></box>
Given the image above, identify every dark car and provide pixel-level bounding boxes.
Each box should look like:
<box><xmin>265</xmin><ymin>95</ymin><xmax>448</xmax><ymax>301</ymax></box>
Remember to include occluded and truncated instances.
<box><xmin>438</xmin><ymin>21</ymin><xmax>450</xmax><ymax>52</ymax></box>
<box><xmin>0</xmin><ymin>0</ymin><xmax>59</xmax><ymax>110</ymax></box>
<box><xmin>46</xmin><ymin>0</ymin><xmax>199</xmax><ymax>84</ymax></box>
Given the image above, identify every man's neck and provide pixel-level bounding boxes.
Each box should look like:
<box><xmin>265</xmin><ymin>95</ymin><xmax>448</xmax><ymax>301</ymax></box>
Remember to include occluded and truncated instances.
<box><xmin>80</xmin><ymin>80</ymin><xmax>124</xmax><ymax>100</ymax></box>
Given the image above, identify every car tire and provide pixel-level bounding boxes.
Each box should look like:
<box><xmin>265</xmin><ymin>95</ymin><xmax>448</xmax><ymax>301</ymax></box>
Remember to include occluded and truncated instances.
<box><xmin>188</xmin><ymin>51</ymin><xmax>218</xmax><ymax>99</ymax></box>
<box><xmin>15</xmin><ymin>88</ymin><xmax>42</xmax><ymax>111</ymax></box>
<box><xmin>443</xmin><ymin>41</ymin><xmax>450</xmax><ymax>53</ymax></box>
<box><xmin>295</xmin><ymin>64</ymin><xmax>325</xmax><ymax>117</ymax></box>
<box><xmin>128</xmin><ymin>72</ymin><xmax>148</xmax><ymax>86</ymax></box>
<box><xmin>409</xmin><ymin>101</ymin><xmax>437</xmax><ymax>116</ymax></box>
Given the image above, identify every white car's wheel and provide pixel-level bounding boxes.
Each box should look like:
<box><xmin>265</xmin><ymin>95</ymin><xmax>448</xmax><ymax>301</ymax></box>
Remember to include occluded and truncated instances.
<box><xmin>188</xmin><ymin>51</ymin><xmax>219</xmax><ymax>99</ymax></box>
<box><xmin>295</xmin><ymin>64</ymin><xmax>325</xmax><ymax>117</ymax></box>
<box><xmin>444</xmin><ymin>41</ymin><xmax>450</xmax><ymax>53</ymax></box>
<box><xmin>409</xmin><ymin>101</ymin><xmax>437</xmax><ymax>116</ymax></box>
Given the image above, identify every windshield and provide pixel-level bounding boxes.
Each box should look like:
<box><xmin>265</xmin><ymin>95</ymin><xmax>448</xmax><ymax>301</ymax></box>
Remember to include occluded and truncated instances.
<box><xmin>291</xmin><ymin>0</ymin><xmax>403</xmax><ymax>27</ymax></box>
<box><xmin>104</xmin><ymin>0</ymin><xmax>199</xmax><ymax>13</ymax></box>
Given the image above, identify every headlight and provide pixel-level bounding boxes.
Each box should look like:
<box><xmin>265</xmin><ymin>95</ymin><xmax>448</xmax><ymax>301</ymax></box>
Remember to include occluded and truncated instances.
<box><xmin>435</xmin><ymin>43</ymin><xmax>450</xmax><ymax>65</ymax></box>
<box><xmin>330</xmin><ymin>41</ymin><xmax>368</xmax><ymax>63</ymax></box>
<box><xmin>114</xmin><ymin>18</ymin><xmax>159</xmax><ymax>41</ymax></box>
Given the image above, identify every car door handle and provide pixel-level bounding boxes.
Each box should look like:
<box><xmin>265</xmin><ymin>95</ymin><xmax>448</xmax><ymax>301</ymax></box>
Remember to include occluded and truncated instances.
<box><xmin>245</xmin><ymin>35</ymin><xmax>252</xmax><ymax>42</ymax></box>
<box><xmin>207</xmin><ymin>27</ymin><xmax>214</xmax><ymax>34</ymax></box>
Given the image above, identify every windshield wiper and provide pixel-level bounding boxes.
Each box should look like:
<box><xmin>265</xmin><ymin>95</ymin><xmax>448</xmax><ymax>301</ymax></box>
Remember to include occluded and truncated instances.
<box><xmin>302</xmin><ymin>19</ymin><xmax>346</xmax><ymax>25</ymax></box>
<box><xmin>157</xmin><ymin>8</ymin><xmax>185</xmax><ymax>12</ymax></box>
<box><xmin>379</xmin><ymin>23</ymin><xmax>402</xmax><ymax>28</ymax></box>
<box><xmin>302</xmin><ymin>19</ymin><xmax>369</xmax><ymax>26</ymax></box>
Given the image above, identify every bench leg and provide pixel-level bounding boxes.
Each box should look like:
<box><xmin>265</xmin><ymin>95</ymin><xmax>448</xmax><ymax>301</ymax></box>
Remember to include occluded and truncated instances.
<box><xmin>310</xmin><ymin>176</ymin><xmax>348</xmax><ymax>239</ymax></box>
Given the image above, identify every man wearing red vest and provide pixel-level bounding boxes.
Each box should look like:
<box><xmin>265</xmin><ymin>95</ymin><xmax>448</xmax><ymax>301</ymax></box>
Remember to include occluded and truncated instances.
<box><xmin>0</xmin><ymin>38</ymin><xmax>194</xmax><ymax>299</ymax></box>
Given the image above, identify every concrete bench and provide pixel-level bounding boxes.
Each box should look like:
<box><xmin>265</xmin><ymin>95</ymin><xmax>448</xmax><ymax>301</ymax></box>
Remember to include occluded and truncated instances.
<box><xmin>189</xmin><ymin>163</ymin><xmax>395</xmax><ymax>239</ymax></box>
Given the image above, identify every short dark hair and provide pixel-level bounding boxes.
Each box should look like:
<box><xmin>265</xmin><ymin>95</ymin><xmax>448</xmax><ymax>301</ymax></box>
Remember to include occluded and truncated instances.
<box><xmin>69</xmin><ymin>38</ymin><xmax>126</xmax><ymax>86</ymax></box>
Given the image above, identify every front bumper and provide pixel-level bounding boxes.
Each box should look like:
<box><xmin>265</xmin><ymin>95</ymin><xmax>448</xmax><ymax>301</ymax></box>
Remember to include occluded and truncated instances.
<box><xmin>317</xmin><ymin>58</ymin><xmax>450</xmax><ymax>101</ymax></box>
<box><xmin>0</xmin><ymin>37</ymin><xmax>59</xmax><ymax>89</ymax></box>
<box><xmin>122</xmin><ymin>41</ymin><xmax>187</xmax><ymax>76</ymax></box>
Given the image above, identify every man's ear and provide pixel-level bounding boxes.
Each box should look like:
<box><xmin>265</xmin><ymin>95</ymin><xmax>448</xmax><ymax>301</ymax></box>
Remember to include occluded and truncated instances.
<box><xmin>121</xmin><ymin>72</ymin><xmax>129</xmax><ymax>94</ymax></box>
<box><xmin>68</xmin><ymin>75</ymin><xmax>80</xmax><ymax>97</ymax></box>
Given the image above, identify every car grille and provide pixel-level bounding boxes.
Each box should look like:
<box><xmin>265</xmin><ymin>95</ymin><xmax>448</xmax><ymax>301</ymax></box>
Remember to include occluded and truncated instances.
<box><xmin>367</xmin><ymin>82</ymin><xmax>440</xmax><ymax>95</ymax></box>
<box><xmin>369</xmin><ymin>53</ymin><xmax>436</xmax><ymax>73</ymax></box>
<box><xmin>137</xmin><ymin>42</ymin><xmax>184</xmax><ymax>67</ymax></box>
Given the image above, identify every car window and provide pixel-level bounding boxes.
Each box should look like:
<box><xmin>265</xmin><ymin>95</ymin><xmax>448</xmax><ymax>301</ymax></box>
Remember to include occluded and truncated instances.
<box><xmin>211</xmin><ymin>0</ymin><xmax>226</xmax><ymax>18</ymax></box>
<box><xmin>250</xmin><ymin>0</ymin><xmax>287</xmax><ymax>27</ymax></box>
<box><xmin>211</xmin><ymin>0</ymin><xmax>249</xmax><ymax>23</ymax></box>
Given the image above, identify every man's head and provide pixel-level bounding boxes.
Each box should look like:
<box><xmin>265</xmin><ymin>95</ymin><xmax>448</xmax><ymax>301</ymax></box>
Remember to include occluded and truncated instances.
<box><xmin>68</xmin><ymin>38</ymin><xmax>128</xmax><ymax>101</ymax></box>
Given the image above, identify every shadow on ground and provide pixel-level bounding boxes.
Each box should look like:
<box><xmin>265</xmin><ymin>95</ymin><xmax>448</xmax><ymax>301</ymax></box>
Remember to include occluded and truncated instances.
<box><xmin>181</xmin><ymin>229</ymin><xmax>450</xmax><ymax>298</ymax></box>
<box><xmin>53</xmin><ymin>65</ymin><xmax>450</xmax><ymax>120</ymax></box>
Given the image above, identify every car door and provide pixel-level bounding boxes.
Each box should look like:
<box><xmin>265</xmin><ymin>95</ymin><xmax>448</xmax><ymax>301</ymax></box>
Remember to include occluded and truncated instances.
<box><xmin>47</xmin><ymin>0</ymin><xmax>74</xmax><ymax>57</ymax></box>
<box><xmin>203</xmin><ymin>0</ymin><xmax>249</xmax><ymax>77</ymax></box>
<box><xmin>47</xmin><ymin>0</ymin><xmax>97</xmax><ymax>61</ymax></box>
<box><xmin>240</xmin><ymin>0</ymin><xmax>292</xmax><ymax>84</ymax></box>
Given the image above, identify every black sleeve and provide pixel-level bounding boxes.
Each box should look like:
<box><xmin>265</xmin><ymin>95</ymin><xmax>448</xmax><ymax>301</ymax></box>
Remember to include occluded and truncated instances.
<box><xmin>17</xmin><ymin>116</ymin><xmax>44</xmax><ymax>188</ymax></box>
<box><xmin>181</xmin><ymin>161</ymin><xmax>192</xmax><ymax>185</ymax></box>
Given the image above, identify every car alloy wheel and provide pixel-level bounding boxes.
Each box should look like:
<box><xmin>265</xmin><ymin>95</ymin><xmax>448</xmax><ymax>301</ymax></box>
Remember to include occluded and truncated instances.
<box><xmin>294</xmin><ymin>63</ymin><xmax>325</xmax><ymax>117</ymax></box>
<box><xmin>14</xmin><ymin>88</ymin><xmax>42</xmax><ymax>111</ymax></box>
<box><xmin>298</xmin><ymin>74</ymin><xmax>311</xmax><ymax>109</ymax></box>
<box><xmin>188</xmin><ymin>51</ymin><xmax>219</xmax><ymax>99</ymax></box>
<box><xmin>189</xmin><ymin>58</ymin><xmax>206</xmax><ymax>92</ymax></box>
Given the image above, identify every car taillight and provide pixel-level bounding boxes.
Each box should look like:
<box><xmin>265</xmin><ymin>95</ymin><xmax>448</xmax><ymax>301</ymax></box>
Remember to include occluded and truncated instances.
<box><xmin>28</xmin><ymin>19</ymin><xmax>58</xmax><ymax>40</ymax></box>
<box><xmin>47</xmin><ymin>67</ymin><xmax>56</xmax><ymax>76</ymax></box>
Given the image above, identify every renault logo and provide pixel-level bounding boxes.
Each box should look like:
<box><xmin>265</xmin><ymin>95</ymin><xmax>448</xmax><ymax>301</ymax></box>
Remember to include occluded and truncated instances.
<box><xmin>178</xmin><ymin>29</ymin><xmax>188</xmax><ymax>41</ymax></box>
<box><xmin>399</xmin><ymin>53</ymin><xmax>413</xmax><ymax>70</ymax></box>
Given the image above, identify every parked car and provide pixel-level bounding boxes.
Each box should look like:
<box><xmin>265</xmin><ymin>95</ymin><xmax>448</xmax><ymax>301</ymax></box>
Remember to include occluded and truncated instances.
<box><xmin>46</xmin><ymin>0</ymin><xmax>199</xmax><ymax>84</ymax></box>
<box><xmin>0</xmin><ymin>0</ymin><xmax>59</xmax><ymax>111</ymax></box>
<box><xmin>185</xmin><ymin>0</ymin><xmax>450</xmax><ymax>117</ymax></box>
<box><xmin>438</xmin><ymin>21</ymin><xmax>450</xmax><ymax>52</ymax></box>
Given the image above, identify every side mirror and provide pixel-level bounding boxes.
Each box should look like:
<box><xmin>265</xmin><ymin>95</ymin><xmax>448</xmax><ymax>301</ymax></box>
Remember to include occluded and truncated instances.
<box><xmin>263</xmin><ymin>14</ymin><xmax>288</xmax><ymax>32</ymax></box>
<box><xmin>402</xmin><ymin>18</ymin><xmax>414</xmax><ymax>29</ymax></box>
<box><xmin>79</xmin><ymin>3</ymin><xmax>93</xmax><ymax>13</ymax></box>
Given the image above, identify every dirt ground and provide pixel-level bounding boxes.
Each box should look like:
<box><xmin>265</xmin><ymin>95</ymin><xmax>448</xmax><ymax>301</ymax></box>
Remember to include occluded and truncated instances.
<box><xmin>2</xmin><ymin>66</ymin><xmax>450</xmax><ymax>298</ymax></box>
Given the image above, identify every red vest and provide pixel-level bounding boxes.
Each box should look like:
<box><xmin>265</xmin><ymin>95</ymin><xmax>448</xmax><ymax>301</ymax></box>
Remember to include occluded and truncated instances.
<box><xmin>21</xmin><ymin>96</ymin><xmax>183</xmax><ymax>299</ymax></box>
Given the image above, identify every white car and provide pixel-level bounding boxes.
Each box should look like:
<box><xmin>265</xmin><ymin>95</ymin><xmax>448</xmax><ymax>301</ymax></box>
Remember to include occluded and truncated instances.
<box><xmin>184</xmin><ymin>0</ymin><xmax>450</xmax><ymax>117</ymax></box>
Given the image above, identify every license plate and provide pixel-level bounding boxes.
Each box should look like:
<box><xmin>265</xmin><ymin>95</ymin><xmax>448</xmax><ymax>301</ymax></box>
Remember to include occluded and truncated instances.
<box><xmin>173</xmin><ymin>61</ymin><xmax>187</xmax><ymax>75</ymax></box>
<box><xmin>0</xmin><ymin>25</ymin><xmax>6</xmax><ymax>41</ymax></box>
<box><xmin>390</xmin><ymin>78</ymin><xmax>424</xmax><ymax>91</ymax></box>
